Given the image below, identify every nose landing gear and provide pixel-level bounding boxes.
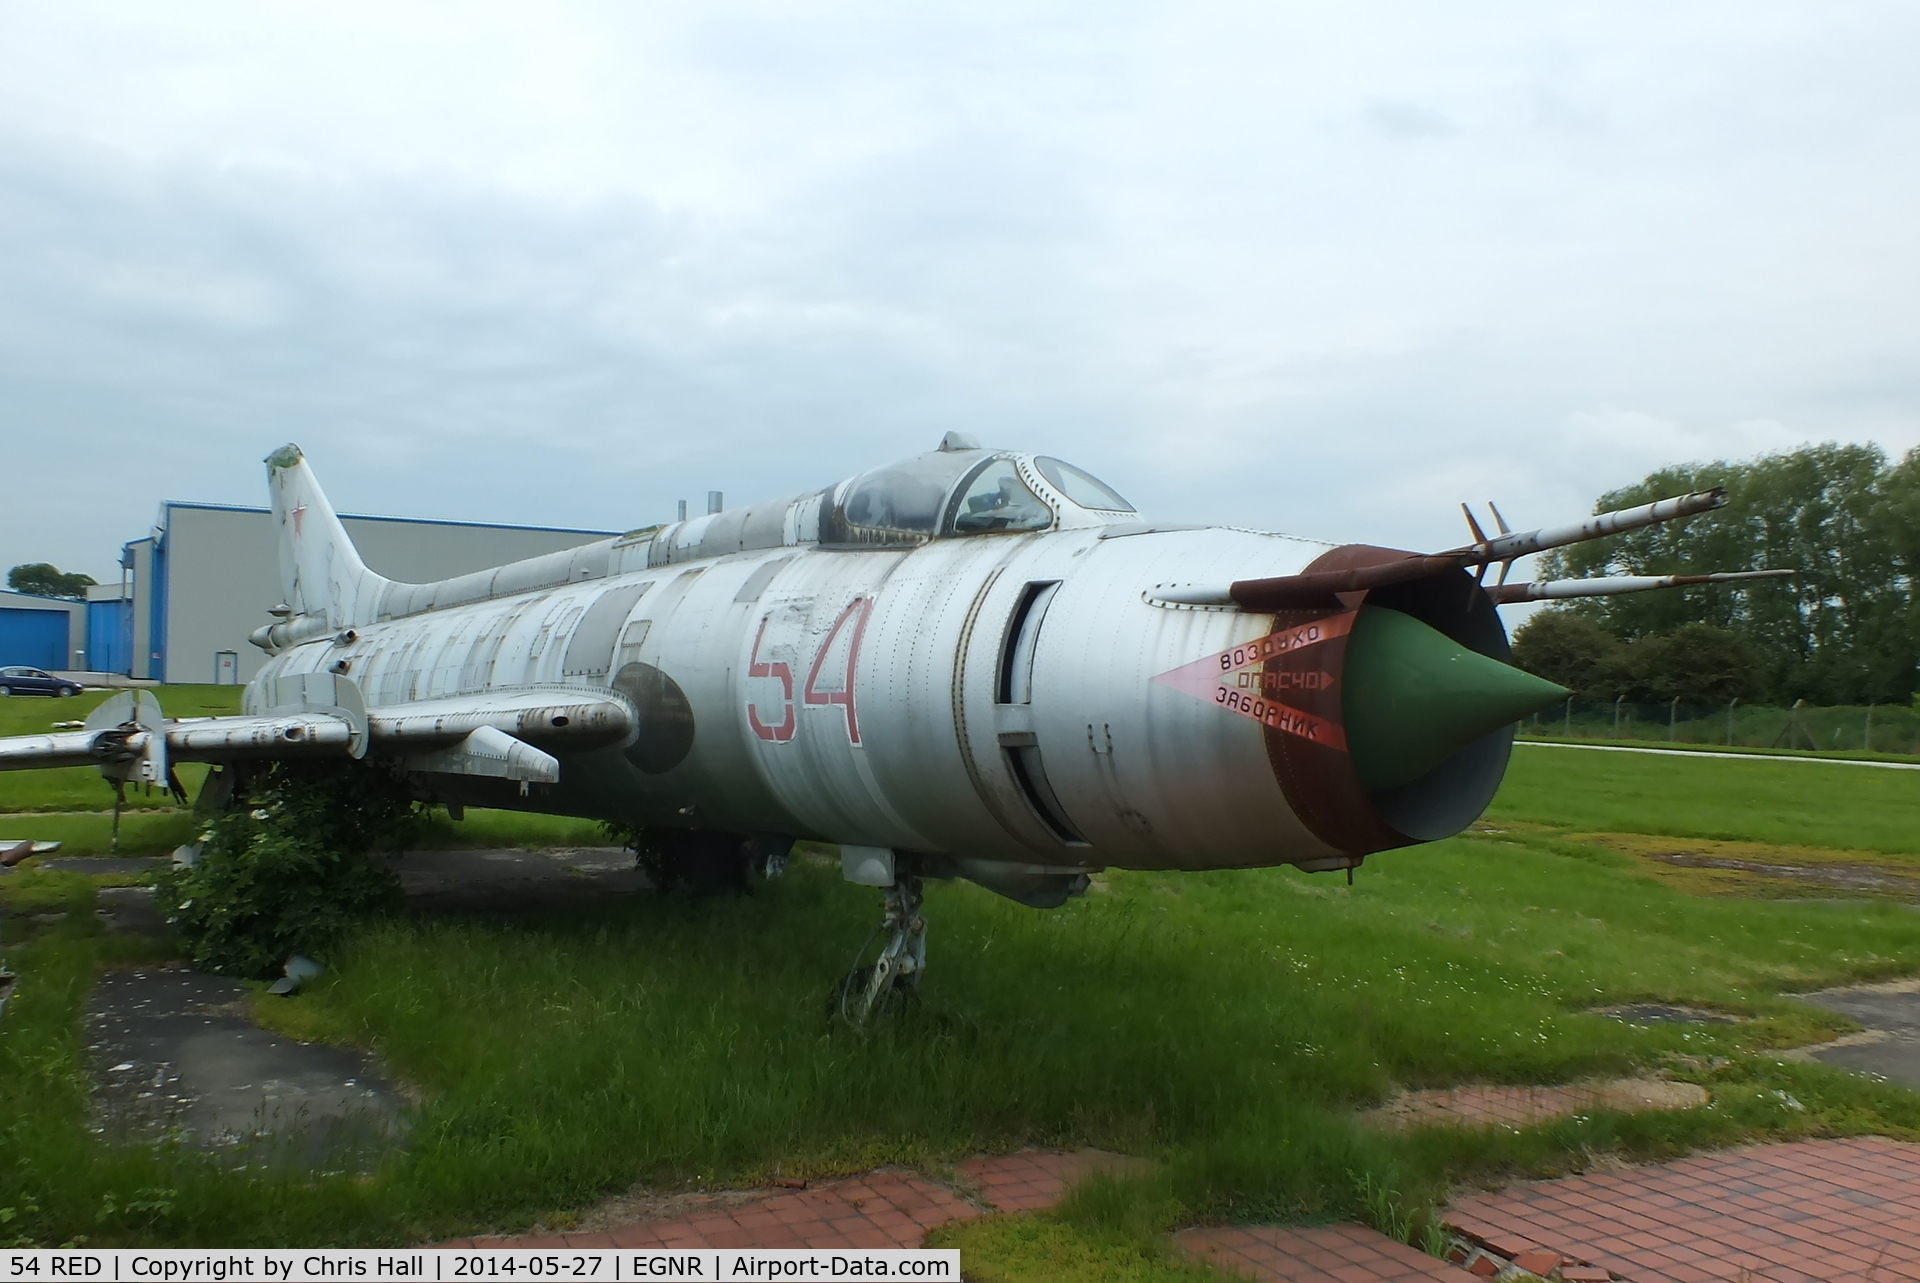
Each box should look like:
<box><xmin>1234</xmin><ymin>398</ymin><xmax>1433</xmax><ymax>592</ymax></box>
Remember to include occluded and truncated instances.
<box><xmin>833</xmin><ymin>874</ymin><xmax>926</xmax><ymax>1024</ymax></box>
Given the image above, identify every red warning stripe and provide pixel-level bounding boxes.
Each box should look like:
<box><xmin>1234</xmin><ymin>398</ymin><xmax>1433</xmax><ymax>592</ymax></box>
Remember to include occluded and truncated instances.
<box><xmin>1213</xmin><ymin>685</ymin><xmax>1348</xmax><ymax>749</ymax></box>
<box><xmin>1151</xmin><ymin>609</ymin><xmax>1357</xmax><ymax>750</ymax></box>
<box><xmin>1212</xmin><ymin>610</ymin><xmax>1357</xmax><ymax>676</ymax></box>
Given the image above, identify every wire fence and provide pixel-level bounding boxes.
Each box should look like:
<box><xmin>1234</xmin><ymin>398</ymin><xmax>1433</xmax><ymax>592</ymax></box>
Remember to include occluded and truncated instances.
<box><xmin>1520</xmin><ymin>699</ymin><xmax>1920</xmax><ymax>755</ymax></box>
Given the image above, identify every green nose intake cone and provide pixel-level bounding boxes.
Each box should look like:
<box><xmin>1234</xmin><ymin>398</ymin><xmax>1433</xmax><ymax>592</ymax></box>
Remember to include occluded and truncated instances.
<box><xmin>1342</xmin><ymin>606</ymin><xmax>1570</xmax><ymax>793</ymax></box>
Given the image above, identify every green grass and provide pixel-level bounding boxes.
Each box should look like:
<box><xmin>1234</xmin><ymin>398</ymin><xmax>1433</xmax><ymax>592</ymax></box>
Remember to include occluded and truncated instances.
<box><xmin>1493</xmin><ymin>742</ymin><xmax>1920</xmax><ymax>855</ymax></box>
<box><xmin>928</xmin><ymin>1209</ymin><xmax>1225</xmax><ymax>1283</ymax></box>
<box><xmin>3</xmin><ymin>744</ymin><xmax>1919</xmax><ymax>1253</ymax></box>
<box><xmin>0</xmin><ymin>808</ymin><xmax>603</xmax><ymax>859</ymax></box>
<box><xmin>1517</xmin><ymin>731</ymin><xmax>1920</xmax><ymax>765</ymax></box>
<box><xmin>0</xmin><ymin>686</ymin><xmax>239</xmax><ymax>815</ymax></box>
<box><xmin>0</xmin><ymin>685</ymin><xmax>241</xmax><ymax>736</ymax></box>
<box><xmin>0</xmin><ymin>811</ymin><xmax>203</xmax><ymax>858</ymax></box>
<box><xmin>0</xmin><ymin>681</ymin><xmax>602</xmax><ymax>853</ymax></box>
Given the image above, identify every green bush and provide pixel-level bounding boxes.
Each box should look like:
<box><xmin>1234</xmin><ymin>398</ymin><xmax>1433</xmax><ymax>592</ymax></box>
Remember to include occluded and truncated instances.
<box><xmin>153</xmin><ymin>761</ymin><xmax>421</xmax><ymax>979</ymax></box>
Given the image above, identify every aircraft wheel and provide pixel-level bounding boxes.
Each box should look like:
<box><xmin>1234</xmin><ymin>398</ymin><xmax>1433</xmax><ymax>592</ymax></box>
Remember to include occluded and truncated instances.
<box><xmin>829</xmin><ymin>875</ymin><xmax>927</xmax><ymax>1026</ymax></box>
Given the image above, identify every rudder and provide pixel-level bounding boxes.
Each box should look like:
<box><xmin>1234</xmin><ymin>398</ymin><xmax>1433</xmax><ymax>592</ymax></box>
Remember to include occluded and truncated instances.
<box><xmin>265</xmin><ymin>444</ymin><xmax>390</xmax><ymax>628</ymax></box>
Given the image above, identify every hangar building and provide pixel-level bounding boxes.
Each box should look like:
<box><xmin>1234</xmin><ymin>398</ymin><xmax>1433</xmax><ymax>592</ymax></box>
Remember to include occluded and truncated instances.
<box><xmin>0</xmin><ymin>590</ymin><xmax>88</xmax><ymax>671</ymax></box>
<box><xmin>117</xmin><ymin>502</ymin><xmax>618</xmax><ymax>684</ymax></box>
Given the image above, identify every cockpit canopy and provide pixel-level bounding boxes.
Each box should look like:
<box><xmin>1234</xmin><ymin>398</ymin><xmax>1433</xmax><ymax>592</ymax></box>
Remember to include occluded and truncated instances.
<box><xmin>827</xmin><ymin>440</ymin><xmax>1134</xmax><ymax>545</ymax></box>
<box><xmin>629</xmin><ymin>436</ymin><xmax>1140</xmax><ymax>571</ymax></box>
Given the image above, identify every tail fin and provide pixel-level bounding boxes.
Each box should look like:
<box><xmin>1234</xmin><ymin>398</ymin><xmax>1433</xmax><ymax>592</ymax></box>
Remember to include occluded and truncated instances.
<box><xmin>265</xmin><ymin>444</ymin><xmax>390</xmax><ymax>628</ymax></box>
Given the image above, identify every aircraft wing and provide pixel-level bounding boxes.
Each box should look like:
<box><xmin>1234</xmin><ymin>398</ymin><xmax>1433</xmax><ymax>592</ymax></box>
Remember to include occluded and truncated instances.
<box><xmin>0</xmin><ymin>684</ymin><xmax>633</xmax><ymax>786</ymax></box>
<box><xmin>0</xmin><ymin>712</ymin><xmax>357</xmax><ymax>772</ymax></box>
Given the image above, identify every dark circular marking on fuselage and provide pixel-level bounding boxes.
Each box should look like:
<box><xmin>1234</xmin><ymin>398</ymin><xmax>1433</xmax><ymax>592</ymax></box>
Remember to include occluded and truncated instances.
<box><xmin>612</xmin><ymin>662</ymin><xmax>696</xmax><ymax>774</ymax></box>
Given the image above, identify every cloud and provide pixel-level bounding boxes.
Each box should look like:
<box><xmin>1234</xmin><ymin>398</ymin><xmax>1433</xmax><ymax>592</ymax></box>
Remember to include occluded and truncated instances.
<box><xmin>0</xmin><ymin>0</ymin><xmax>1918</xmax><ymax>583</ymax></box>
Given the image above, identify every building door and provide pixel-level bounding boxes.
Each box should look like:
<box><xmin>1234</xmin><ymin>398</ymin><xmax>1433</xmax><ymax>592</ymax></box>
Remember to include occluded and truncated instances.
<box><xmin>0</xmin><ymin>608</ymin><xmax>69</xmax><ymax>669</ymax></box>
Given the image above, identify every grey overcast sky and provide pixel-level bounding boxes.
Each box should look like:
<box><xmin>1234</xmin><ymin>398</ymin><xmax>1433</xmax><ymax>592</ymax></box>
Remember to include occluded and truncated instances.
<box><xmin>3</xmin><ymin>1</ymin><xmax>1918</xmax><ymax>585</ymax></box>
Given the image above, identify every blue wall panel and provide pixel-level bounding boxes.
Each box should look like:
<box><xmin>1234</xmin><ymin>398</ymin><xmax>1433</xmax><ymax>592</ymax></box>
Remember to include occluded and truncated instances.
<box><xmin>86</xmin><ymin>600</ymin><xmax>132</xmax><ymax>674</ymax></box>
<box><xmin>0</xmin><ymin>608</ymin><xmax>69</xmax><ymax>669</ymax></box>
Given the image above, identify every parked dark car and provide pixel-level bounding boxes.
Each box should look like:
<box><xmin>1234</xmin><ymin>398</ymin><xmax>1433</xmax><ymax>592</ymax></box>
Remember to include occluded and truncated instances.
<box><xmin>0</xmin><ymin>667</ymin><xmax>83</xmax><ymax>697</ymax></box>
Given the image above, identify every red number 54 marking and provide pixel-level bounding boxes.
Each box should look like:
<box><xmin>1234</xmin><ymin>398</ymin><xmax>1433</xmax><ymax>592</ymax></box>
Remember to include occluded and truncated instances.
<box><xmin>747</xmin><ymin>597</ymin><xmax>874</xmax><ymax>746</ymax></box>
<box><xmin>803</xmin><ymin>597</ymin><xmax>873</xmax><ymax>745</ymax></box>
<box><xmin>746</xmin><ymin>616</ymin><xmax>795</xmax><ymax>742</ymax></box>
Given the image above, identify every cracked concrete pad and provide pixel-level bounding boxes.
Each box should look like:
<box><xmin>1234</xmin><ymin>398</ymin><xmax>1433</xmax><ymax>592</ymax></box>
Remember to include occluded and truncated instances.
<box><xmin>94</xmin><ymin>885</ymin><xmax>170</xmax><ymax>935</ymax></box>
<box><xmin>44</xmin><ymin>857</ymin><xmax>170</xmax><ymax>877</ymax></box>
<box><xmin>399</xmin><ymin>846</ymin><xmax>642</xmax><ymax>913</ymax></box>
<box><xmin>87</xmin><ymin>969</ymin><xmax>406</xmax><ymax>1167</ymax></box>
<box><xmin>1795</xmin><ymin>977</ymin><xmax>1920</xmax><ymax>1090</ymax></box>
<box><xmin>1593</xmin><ymin>1002</ymin><xmax>1744</xmax><ymax>1025</ymax></box>
<box><xmin>67</xmin><ymin>848</ymin><xmax>640</xmax><ymax>1170</ymax></box>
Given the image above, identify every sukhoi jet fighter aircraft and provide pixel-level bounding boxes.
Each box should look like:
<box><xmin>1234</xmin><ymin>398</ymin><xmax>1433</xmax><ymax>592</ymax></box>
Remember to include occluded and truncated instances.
<box><xmin>0</xmin><ymin>437</ymin><xmax>1787</xmax><ymax>1015</ymax></box>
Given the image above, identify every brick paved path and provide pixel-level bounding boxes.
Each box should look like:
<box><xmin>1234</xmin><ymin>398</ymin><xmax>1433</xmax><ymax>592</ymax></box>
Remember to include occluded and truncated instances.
<box><xmin>450</xmin><ymin>1137</ymin><xmax>1920</xmax><ymax>1282</ymax></box>
<box><xmin>443</xmin><ymin>1149</ymin><xmax>1135</xmax><ymax>1251</ymax></box>
<box><xmin>1179</xmin><ymin>1223</ymin><xmax>1459</xmax><ymax>1282</ymax></box>
<box><xmin>1447</xmin><ymin>1137</ymin><xmax>1920</xmax><ymax>1282</ymax></box>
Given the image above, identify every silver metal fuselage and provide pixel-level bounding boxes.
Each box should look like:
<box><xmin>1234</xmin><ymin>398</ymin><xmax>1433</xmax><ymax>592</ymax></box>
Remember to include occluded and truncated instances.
<box><xmin>253</xmin><ymin>517</ymin><xmax>1344</xmax><ymax>875</ymax></box>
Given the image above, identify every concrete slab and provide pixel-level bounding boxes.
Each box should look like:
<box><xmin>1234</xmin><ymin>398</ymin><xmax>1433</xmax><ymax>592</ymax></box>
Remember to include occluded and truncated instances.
<box><xmin>398</xmin><ymin>846</ymin><xmax>643</xmax><ymax>913</ymax></box>
<box><xmin>94</xmin><ymin>885</ymin><xmax>170</xmax><ymax>935</ymax></box>
<box><xmin>1797</xmin><ymin>977</ymin><xmax>1920</xmax><ymax>1090</ymax></box>
<box><xmin>86</xmin><ymin>968</ymin><xmax>406</xmax><ymax>1167</ymax></box>
<box><xmin>1595</xmin><ymin>1002</ymin><xmax>1742</xmax><ymax>1025</ymax></box>
<box><xmin>44</xmin><ymin>857</ymin><xmax>169</xmax><ymax>877</ymax></box>
<box><xmin>63</xmin><ymin>846</ymin><xmax>641</xmax><ymax>1170</ymax></box>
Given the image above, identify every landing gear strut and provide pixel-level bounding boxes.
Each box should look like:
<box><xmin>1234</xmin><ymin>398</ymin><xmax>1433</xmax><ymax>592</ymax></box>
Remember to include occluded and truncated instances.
<box><xmin>833</xmin><ymin>874</ymin><xmax>926</xmax><ymax>1024</ymax></box>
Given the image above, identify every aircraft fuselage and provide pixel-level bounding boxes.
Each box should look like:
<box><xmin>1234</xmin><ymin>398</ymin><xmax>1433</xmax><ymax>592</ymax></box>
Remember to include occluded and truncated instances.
<box><xmin>254</xmin><ymin>519</ymin><xmax>1355</xmax><ymax>877</ymax></box>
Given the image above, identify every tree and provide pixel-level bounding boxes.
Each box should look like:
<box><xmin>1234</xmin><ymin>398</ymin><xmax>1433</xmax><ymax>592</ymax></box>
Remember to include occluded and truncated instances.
<box><xmin>1510</xmin><ymin>611</ymin><xmax>1623</xmax><ymax>700</ymax></box>
<box><xmin>1624</xmin><ymin>623</ymin><xmax>1764</xmax><ymax>705</ymax></box>
<box><xmin>6</xmin><ymin>563</ymin><xmax>97</xmax><ymax>600</ymax></box>
<box><xmin>154</xmin><ymin>760</ymin><xmax>419</xmax><ymax>979</ymax></box>
<box><xmin>1537</xmin><ymin>443</ymin><xmax>1918</xmax><ymax>704</ymax></box>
